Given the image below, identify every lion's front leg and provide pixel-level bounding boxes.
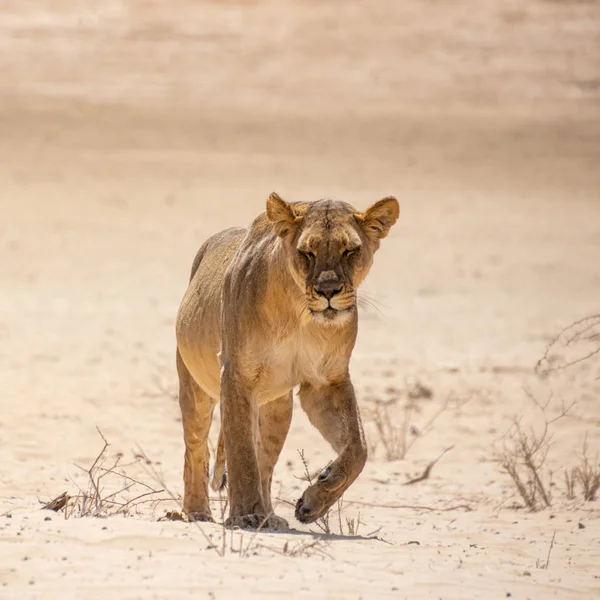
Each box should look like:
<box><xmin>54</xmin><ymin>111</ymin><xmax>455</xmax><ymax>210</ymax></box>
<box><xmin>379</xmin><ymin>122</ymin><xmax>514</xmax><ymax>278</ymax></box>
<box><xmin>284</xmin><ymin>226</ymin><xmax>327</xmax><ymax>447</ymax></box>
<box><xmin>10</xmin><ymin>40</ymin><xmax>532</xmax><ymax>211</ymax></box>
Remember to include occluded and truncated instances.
<box><xmin>220</xmin><ymin>363</ymin><xmax>289</xmax><ymax>531</ymax></box>
<box><xmin>296</xmin><ymin>379</ymin><xmax>368</xmax><ymax>524</ymax></box>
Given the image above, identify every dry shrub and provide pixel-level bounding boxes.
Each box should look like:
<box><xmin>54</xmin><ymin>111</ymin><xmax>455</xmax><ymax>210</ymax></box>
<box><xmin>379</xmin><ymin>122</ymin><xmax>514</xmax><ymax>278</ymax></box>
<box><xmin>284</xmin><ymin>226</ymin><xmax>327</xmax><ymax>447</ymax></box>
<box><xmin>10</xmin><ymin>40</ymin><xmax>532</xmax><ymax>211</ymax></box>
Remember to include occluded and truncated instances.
<box><xmin>499</xmin><ymin>391</ymin><xmax>599</xmax><ymax>508</ymax></box>
<box><xmin>365</xmin><ymin>384</ymin><xmax>469</xmax><ymax>462</ymax></box>
<box><xmin>367</xmin><ymin>398</ymin><xmax>412</xmax><ymax>461</ymax></box>
<box><xmin>500</xmin><ymin>419</ymin><xmax>553</xmax><ymax>510</ymax></box>
<box><xmin>499</xmin><ymin>391</ymin><xmax>575</xmax><ymax>510</ymax></box>
<box><xmin>500</xmin><ymin>313</ymin><xmax>600</xmax><ymax>509</ymax></box>
<box><xmin>43</xmin><ymin>428</ymin><xmax>167</xmax><ymax>519</ymax></box>
<box><xmin>510</xmin><ymin>313</ymin><xmax>600</xmax><ymax>506</ymax></box>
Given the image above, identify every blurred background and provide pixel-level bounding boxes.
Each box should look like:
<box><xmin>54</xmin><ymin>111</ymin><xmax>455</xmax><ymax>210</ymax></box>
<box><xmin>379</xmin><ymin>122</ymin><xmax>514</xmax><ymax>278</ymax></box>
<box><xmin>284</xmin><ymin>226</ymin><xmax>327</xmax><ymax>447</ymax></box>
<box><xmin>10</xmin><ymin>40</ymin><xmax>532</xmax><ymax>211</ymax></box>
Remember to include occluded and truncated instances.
<box><xmin>1</xmin><ymin>0</ymin><xmax>599</xmax><ymax>479</ymax></box>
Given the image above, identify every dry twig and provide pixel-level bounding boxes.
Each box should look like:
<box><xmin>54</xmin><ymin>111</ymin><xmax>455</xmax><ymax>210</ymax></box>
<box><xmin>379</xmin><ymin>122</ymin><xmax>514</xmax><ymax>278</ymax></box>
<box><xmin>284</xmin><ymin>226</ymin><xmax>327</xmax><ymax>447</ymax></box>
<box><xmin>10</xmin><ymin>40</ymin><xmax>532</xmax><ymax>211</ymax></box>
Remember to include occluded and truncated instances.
<box><xmin>346</xmin><ymin>500</ymin><xmax>472</xmax><ymax>512</ymax></box>
<box><xmin>537</xmin><ymin>314</ymin><xmax>600</xmax><ymax>375</ymax></box>
<box><xmin>404</xmin><ymin>446</ymin><xmax>455</xmax><ymax>485</ymax></box>
<box><xmin>544</xmin><ymin>531</ymin><xmax>556</xmax><ymax>570</ymax></box>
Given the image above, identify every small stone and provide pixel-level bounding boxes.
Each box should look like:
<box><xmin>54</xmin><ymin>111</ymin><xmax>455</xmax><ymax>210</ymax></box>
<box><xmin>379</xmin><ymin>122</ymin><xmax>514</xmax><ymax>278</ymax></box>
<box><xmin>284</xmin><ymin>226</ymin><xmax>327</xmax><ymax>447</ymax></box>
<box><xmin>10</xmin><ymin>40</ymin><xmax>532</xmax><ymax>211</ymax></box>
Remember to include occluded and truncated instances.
<box><xmin>523</xmin><ymin>571</ymin><xmax>531</xmax><ymax>577</ymax></box>
<box><xmin>578</xmin><ymin>522</ymin><xmax>585</xmax><ymax>529</ymax></box>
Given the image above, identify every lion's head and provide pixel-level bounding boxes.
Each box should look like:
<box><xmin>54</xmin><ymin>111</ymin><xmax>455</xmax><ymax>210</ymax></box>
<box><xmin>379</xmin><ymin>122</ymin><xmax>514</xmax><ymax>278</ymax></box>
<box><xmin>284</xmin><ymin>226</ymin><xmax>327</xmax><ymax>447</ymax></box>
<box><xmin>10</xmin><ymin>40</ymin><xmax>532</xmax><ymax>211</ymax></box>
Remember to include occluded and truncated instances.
<box><xmin>266</xmin><ymin>193</ymin><xmax>400</xmax><ymax>325</ymax></box>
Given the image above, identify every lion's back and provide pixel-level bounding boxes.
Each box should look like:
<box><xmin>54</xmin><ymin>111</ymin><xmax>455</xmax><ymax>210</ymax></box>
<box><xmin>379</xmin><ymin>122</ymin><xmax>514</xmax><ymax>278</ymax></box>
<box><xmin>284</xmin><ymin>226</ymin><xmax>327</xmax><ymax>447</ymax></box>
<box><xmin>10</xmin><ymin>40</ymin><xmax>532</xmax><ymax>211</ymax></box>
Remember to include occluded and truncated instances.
<box><xmin>188</xmin><ymin>227</ymin><xmax>247</xmax><ymax>283</ymax></box>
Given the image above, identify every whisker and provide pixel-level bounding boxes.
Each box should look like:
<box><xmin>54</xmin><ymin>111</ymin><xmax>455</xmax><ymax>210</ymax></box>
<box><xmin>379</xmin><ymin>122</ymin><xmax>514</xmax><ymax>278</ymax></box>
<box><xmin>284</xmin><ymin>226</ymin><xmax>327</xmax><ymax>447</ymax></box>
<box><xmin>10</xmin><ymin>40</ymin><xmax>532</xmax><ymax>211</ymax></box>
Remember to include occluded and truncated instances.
<box><xmin>357</xmin><ymin>291</ymin><xmax>386</xmax><ymax>315</ymax></box>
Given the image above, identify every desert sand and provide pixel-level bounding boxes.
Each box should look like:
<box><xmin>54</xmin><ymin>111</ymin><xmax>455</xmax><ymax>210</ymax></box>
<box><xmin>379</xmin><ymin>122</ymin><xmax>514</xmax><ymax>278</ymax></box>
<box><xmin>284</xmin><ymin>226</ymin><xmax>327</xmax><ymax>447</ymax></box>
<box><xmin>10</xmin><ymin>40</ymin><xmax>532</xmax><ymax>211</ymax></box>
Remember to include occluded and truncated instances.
<box><xmin>1</xmin><ymin>1</ymin><xmax>600</xmax><ymax>598</ymax></box>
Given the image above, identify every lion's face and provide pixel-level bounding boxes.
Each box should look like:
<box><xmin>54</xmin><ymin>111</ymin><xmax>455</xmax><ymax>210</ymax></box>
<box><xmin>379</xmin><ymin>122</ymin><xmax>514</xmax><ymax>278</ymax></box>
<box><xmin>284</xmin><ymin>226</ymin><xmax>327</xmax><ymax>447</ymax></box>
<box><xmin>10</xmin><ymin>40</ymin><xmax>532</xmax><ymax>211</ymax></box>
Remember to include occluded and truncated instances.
<box><xmin>266</xmin><ymin>195</ymin><xmax>400</xmax><ymax>326</ymax></box>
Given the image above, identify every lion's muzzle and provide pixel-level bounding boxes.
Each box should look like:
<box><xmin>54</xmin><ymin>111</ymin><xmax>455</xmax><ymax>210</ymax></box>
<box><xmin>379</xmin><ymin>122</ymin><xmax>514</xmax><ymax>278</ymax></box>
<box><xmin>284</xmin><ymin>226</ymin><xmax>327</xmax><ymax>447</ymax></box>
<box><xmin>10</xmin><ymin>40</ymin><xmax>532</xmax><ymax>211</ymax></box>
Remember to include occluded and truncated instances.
<box><xmin>314</xmin><ymin>269</ymin><xmax>343</xmax><ymax>300</ymax></box>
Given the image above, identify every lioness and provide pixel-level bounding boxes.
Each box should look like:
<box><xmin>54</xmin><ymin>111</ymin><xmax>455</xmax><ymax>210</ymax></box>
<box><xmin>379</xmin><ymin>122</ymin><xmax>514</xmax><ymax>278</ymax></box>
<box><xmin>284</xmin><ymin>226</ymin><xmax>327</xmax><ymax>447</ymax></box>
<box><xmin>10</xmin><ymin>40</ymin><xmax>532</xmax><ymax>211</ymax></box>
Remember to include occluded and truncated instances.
<box><xmin>175</xmin><ymin>193</ymin><xmax>399</xmax><ymax>530</ymax></box>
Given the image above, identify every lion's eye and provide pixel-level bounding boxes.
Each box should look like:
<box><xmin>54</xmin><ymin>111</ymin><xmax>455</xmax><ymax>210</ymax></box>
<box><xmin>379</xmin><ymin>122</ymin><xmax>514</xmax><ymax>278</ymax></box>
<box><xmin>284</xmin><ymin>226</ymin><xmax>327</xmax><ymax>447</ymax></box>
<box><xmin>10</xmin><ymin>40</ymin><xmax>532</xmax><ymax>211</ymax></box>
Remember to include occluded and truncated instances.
<box><xmin>343</xmin><ymin>248</ymin><xmax>358</xmax><ymax>258</ymax></box>
<box><xmin>299</xmin><ymin>250</ymin><xmax>315</xmax><ymax>260</ymax></box>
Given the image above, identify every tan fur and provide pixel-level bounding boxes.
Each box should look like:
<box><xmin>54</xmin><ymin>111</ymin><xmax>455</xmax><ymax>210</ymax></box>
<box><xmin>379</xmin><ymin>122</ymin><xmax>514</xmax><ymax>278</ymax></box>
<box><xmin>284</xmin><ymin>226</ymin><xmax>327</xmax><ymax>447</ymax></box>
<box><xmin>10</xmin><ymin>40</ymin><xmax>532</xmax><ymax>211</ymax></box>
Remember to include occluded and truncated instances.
<box><xmin>175</xmin><ymin>193</ymin><xmax>399</xmax><ymax>529</ymax></box>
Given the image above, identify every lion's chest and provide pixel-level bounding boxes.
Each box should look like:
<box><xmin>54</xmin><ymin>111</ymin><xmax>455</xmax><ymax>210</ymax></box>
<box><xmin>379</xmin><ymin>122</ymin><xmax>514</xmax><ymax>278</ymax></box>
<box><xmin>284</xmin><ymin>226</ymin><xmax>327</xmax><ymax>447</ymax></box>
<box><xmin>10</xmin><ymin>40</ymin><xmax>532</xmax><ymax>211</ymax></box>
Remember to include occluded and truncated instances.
<box><xmin>256</xmin><ymin>333</ymin><xmax>333</xmax><ymax>403</ymax></box>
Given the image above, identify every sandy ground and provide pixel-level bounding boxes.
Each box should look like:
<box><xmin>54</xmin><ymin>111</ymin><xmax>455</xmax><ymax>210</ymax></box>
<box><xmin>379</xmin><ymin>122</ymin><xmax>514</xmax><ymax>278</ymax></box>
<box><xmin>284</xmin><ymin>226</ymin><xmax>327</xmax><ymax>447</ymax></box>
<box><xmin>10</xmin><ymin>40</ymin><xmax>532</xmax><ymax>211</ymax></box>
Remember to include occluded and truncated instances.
<box><xmin>1</xmin><ymin>1</ymin><xmax>600</xmax><ymax>598</ymax></box>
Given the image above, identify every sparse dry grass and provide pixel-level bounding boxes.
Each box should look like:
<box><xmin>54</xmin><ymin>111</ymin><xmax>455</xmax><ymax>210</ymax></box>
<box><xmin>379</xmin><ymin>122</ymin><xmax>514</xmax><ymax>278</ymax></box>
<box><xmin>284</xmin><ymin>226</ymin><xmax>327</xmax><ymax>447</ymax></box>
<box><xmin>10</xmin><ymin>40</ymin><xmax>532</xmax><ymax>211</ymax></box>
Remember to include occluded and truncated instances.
<box><xmin>364</xmin><ymin>383</ymin><xmax>469</xmax><ymax>462</ymax></box>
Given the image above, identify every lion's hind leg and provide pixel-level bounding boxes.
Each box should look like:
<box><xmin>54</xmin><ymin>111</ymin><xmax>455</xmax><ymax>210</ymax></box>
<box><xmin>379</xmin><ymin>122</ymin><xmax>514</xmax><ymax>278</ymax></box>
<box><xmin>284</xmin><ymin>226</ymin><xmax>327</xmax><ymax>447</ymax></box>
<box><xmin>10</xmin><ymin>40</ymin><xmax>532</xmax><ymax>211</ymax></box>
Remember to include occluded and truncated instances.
<box><xmin>176</xmin><ymin>349</ymin><xmax>217</xmax><ymax>522</ymax></box>
<box><xmin>210</xmin><ymin>428</ymin><xmax>227</xmax><ymax>492</ymax></box>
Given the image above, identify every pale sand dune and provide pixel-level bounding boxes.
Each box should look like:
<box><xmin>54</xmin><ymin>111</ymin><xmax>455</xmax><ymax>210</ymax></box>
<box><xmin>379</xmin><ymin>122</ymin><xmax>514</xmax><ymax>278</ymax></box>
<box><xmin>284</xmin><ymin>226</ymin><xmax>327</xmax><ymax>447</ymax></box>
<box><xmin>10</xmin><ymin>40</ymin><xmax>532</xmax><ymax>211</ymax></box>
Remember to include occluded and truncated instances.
<box><xmin>1</xmin><ymin>1</ymin><xmax>599</xmax><ymax>598</ymax></box>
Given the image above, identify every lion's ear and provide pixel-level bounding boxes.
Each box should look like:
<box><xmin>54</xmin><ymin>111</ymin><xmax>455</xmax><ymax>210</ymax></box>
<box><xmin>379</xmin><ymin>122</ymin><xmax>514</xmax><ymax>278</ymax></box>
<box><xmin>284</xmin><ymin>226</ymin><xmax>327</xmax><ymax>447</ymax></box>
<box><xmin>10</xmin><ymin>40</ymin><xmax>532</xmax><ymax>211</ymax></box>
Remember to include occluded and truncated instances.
<box><xmin>266</xmin><ymin>192</ymin><xmax>301</xmax><ymax>238</ymax></box>
<box><xmin>356</xmin><ymin>196</ymin><xmax>400</xmax><ymax>241</ymax></box>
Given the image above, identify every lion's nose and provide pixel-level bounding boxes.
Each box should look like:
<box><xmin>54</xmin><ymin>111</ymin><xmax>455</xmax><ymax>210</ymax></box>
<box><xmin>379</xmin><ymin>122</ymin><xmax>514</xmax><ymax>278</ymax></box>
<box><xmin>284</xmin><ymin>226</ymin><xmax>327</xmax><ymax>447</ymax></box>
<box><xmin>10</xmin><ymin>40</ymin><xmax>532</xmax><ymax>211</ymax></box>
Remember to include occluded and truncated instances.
<box><xmin>314</xmin><ymin>272</ymin><xmax>343</xmax><ymax>299</ymax></box>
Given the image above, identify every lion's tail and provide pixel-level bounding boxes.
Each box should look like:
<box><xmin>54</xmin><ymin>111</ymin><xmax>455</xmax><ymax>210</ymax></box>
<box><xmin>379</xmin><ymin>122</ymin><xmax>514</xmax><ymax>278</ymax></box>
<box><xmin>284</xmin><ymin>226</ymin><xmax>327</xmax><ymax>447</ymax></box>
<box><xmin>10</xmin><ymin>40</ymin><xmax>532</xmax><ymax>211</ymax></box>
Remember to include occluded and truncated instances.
<box><xmin>210</xmin><ymin>427</ymin><xmax>227</xmax><ymax>492</ymax></box>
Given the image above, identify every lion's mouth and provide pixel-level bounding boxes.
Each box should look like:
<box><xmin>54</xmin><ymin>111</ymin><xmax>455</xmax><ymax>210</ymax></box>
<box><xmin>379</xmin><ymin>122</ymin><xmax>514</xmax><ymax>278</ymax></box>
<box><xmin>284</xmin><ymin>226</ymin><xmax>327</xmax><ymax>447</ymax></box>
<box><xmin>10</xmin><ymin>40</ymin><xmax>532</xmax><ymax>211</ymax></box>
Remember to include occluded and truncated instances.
<box><xmin>310</xmin><ymin>307</ymin><xmax>337</xmax><ymax>321</ymax></box>
<box><xmin>309</xmin><ymin>305</ymin><xmax>355</xmax><ymax>323</ymax></box>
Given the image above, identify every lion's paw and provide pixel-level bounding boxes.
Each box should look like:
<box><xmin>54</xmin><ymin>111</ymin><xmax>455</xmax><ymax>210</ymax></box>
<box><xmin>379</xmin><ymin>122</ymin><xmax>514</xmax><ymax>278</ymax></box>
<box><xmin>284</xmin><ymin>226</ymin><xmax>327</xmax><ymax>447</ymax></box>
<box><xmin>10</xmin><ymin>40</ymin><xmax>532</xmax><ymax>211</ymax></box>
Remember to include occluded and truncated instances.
<box><xmin>225</xmin><ymin>514</ymin><xmax>289</xmax><ymax>532</ymax></box>
<box><xmin>186</xmin><ymin>511</ymin><xmax>214</xmax><ymax>523</ymax></box>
